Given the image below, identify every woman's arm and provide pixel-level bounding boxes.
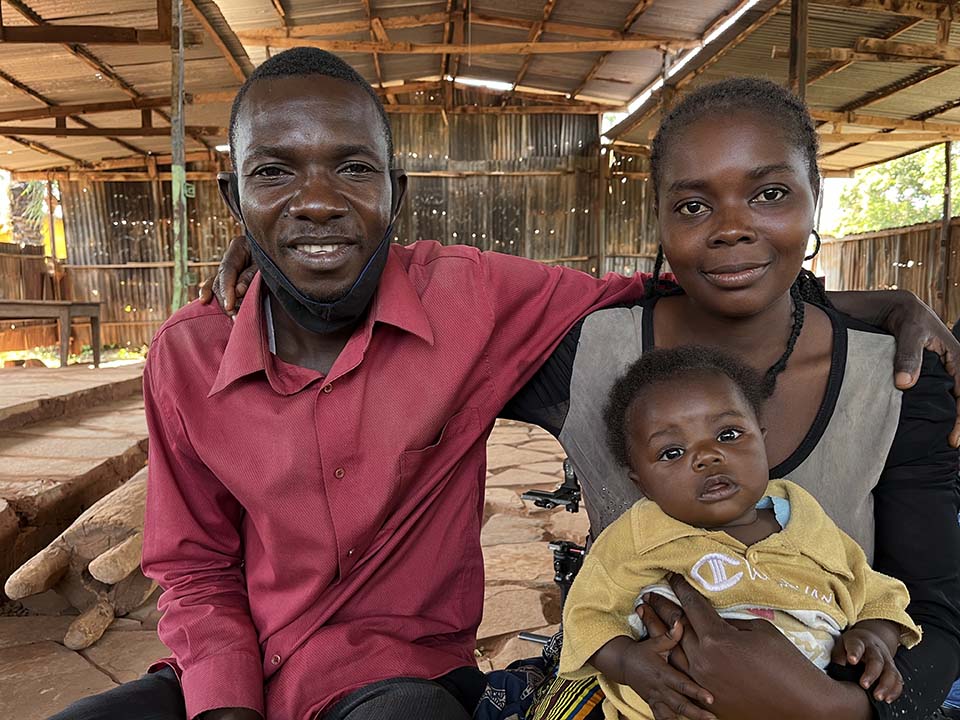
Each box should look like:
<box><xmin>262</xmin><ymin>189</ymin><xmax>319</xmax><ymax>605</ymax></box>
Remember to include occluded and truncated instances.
<box><xmin>870</xmin><ymin>348</ymin><xmax>960</xmax><ymax>718</ymax></box>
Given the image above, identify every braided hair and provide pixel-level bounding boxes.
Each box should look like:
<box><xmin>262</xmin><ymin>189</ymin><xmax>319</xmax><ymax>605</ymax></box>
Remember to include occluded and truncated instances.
<box><xmin>647</xmin><ymin>78</ymin><xmax>831</xmax><ymax>394</ymax></box>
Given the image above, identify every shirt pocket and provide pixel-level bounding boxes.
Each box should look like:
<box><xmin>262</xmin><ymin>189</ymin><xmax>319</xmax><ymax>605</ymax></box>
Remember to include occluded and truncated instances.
<box><xmin>396</xmin><ymin>406</ymin><xmax>485</xmax><ymax>622</ymax></box>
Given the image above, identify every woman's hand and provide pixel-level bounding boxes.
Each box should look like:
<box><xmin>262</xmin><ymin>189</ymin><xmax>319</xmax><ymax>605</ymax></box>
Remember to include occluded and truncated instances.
<box><xmin>828</xmin><ymin>289</ymin><xmax>960</xmax><ymax>445</ymax></box>
<box><xmin>662</xmin><ymin>575</ymin><xmax>873</xmax><ymax>720</ymax></box>
<box><xmin>198</xmin><ymin>235</ymin><xmax>256</xmax><ymax>316</ymax></box>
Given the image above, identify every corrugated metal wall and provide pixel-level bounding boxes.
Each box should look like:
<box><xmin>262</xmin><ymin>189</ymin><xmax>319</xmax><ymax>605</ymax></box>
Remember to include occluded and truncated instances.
<box><xmin>12</xmin><ymin>116</ymin><xmax>664</xmax><ymax>351</ymax></box>
<box><xmin>817</xmin><ymin>218</ymin><xmax>960</xmax><ymax>323</ymax></box>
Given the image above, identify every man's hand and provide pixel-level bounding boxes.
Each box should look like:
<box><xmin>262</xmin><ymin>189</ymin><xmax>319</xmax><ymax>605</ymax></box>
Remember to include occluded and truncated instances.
<box><xmin>590</xmin><ymin>615</ymin><xmax>716</xmax><ymax>720</ymax></box>
<box><xmin>198</xmin><ymin>236</ymin><xmax>255</xmax><ymax>315</ymax></box>
<box><xmin>832</xmin><ymin>620</ymin><xmax>903</xmax><ymax>703</ymax></box>
<box><xmin>828</xmin><ymin>289</ymin><xmax>960</xmax><ymax>445</ymax></box>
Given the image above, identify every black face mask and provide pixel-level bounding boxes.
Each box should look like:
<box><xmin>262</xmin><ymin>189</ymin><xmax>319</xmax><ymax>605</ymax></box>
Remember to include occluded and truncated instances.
<box><xmin>219</xmin><ymin>170</ymin><xmax>405</xmax><ymax>335</ymax></box>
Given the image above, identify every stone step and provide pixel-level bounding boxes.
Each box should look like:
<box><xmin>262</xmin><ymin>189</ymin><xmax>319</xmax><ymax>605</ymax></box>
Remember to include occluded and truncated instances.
<box><xmin>0</xmin><ymin>363</ymin><xmax>144</xmax><ymax>434</ymax></box>
<box><xmin>0</xmin><ymin>396</ymin><xmax>148</xmax><ymax>590</ymax></box>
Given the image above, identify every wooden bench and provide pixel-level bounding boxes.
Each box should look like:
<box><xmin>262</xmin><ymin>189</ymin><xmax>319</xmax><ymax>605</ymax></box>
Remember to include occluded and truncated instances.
<box><xmin>0</xmin><ymin>300</ymin><xmax>101</xmax><ymax>368</ymax></box>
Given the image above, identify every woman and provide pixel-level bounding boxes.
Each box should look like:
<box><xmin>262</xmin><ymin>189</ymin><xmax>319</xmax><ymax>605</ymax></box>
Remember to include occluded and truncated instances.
<box><xmin>504</xmin><ymin>78</ymin><xmax>960</xmax><ymax>720</ymax></box>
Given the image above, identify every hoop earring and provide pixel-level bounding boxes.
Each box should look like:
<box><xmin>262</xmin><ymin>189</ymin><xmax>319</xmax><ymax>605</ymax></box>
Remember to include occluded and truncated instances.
<box><xmin>805</xmin><ymin>230</ymin><xmax>822</xmax><ymax>261</ymax></box>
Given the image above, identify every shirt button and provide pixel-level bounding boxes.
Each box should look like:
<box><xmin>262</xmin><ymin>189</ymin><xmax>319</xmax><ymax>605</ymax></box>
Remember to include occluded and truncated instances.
<box><xmin>334</xmin><ymin>467</ymin><xmax>345</xmax><ymax>479</ymax></box>
<box><xmin>347</xmin><ymin>548</ymin><xmax>355</xmax><ymax>557</ymax></box>
<box><xmin>322</xmin><ymin>383</ymin><xmax>333</xmax><ymax>393</ymax></box>
<box><xmin>271</xmin><ymin>654</ymin><xmax>281</xmax><ymax>665</ymax></box>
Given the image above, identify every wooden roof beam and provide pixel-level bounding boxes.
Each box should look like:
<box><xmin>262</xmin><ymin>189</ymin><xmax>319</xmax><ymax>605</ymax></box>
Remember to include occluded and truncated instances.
<box><xmin>607</xmin><ymin>0</ymin><xmax>788</xmax><ymax>139</ymax></box>
<box><xmin>806</xmin><ymin>17</ymin><xmax>922</xmax><ymax>85</ymax></box>
<box><xmin>237</xmin><ymin>12</ymin><xmax>450</xmax><ymax>40</ymax></box>
<box><xmin>817</xmin><ymin>131</ymin><xmax>960</xmax><ymax>142</ymax></box>
<box><xmin>0</xmin><ymin>67</ymin><xmax>149</xmax><ymax>157</ymax></box>
<box><xmin>381</xmin><ymin>104</ymin><xmax>608</xmax><ymax>114</ymax></box>
<box><xmin>812</xmin><ymin>0</ymin><xmax>954</xmax><ymax>21</ymax></box>
<box><xmin>3</xmin><ymin>0</ymin><xmax>214</xmax><ymax>151</ymax></box>
<box><xmin>183</xmin><ymin>0</ymin><xmax>248</xmax><ymax>83</ymax></box>
<box><xmin>772</xmin><ymin>45</ymin><xmax>959</xmax><ymax>66</ymax></box>
<box><xmin>503</xmin><ymin>0</ymin><xmax>560</xmax><ymax>104</ymax></box>
<box><xmin>5</xmin><ymin>136</ymin><xmax>84</xmax><ymax>165</ymax></box>
<box><xmin>0</xmin><ymin>25</ymin><xmax>202</xmax><ymax>45</ymax></box>
<box><xmin>242</xmin><ymin>38</ymin><xmax>695</xmax><ymax>53</ymax></box>
<box><xmin>0</xmin><ymin>125</ymin><xmax>224</xmax><ymax>137</ymax></box>
<box><xmin>470</xmin><ymin>12</ymin><xmax>696</xmax><ymax>42</ymax></box>
<box><xmin>570</xmin><ymin>0</ymin><xmax>661</xmax><ymax>98</ymax></box>
<box><xmin>810</xmin><ymin>109</ymin><xmax>960</xmax><ymax>133</ymax></box>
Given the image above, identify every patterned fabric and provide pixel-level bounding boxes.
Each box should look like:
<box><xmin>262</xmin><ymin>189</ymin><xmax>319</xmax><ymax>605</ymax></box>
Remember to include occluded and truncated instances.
<box><xmin>474</xmin><ymin>630</ymin><xmax>604</xmax><ymax>720</ymax></box>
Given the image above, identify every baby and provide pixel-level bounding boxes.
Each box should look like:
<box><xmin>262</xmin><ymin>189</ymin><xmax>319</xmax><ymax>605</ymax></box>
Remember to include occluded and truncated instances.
<box><xmin>558</xmin><ymin>346</ymin><xmax>921</xmax><ymax>720</ymax></box>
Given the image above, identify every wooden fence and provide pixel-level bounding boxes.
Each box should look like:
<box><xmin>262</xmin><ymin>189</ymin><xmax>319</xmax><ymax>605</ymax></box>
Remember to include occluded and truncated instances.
<box><xmin>817</xmin><ymin>217</ymin><xmax>960</xmax><ymax>323</ymax></box>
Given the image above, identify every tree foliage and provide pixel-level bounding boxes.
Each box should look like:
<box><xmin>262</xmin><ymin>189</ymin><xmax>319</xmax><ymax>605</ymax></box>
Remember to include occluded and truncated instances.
<box><xmin>831</xmin><ymin>144</ymin><xmax>958</xmax><ymax>237</ymax></box>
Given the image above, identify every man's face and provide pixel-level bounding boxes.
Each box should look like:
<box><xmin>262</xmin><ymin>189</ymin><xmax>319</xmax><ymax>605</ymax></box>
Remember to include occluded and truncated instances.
<box><xmin>626</xmin><ymin>371</ymin><xmax>769</xmax><ymax>530</ymax></box>
<box><xmin>229</xmin><ymin>75</ymin><xmax>395</xmax><ymax>302</ymax></box>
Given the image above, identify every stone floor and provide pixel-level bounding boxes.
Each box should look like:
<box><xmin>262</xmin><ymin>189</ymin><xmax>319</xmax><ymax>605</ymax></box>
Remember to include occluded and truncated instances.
<box><xmin>0</xmin><ymin>419</ymin><xmax>586</xmax><ymax>718</ymax></box>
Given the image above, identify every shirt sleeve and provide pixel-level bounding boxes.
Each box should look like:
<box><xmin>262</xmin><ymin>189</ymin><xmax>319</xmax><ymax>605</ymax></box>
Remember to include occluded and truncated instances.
<box><xmin>837</xmin><ymin>529</ymin><xmax>921</xmax><ymax>648</ymax></box>
<box><xmin>479</xmin><ymin>252</ymin><xmax>647</xmax><ymax>408</ymax></box>
<box><xmin>141</xmin><ymin>358</ymin><xmax>265</xmax><ymax>719</ymax></box>
<box><xmin>559</xmin><ymin>511</ymin><xmax>658</xmax><ymax>679</ymax></box>
<box><xmin>867</xmin><ymin>349</ymin><xmax>960</xmax><ymax>719</ymax></box>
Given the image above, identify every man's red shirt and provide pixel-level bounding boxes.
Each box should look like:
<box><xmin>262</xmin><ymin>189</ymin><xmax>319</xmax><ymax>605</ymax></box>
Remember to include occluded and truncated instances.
<box><xmin>141</xmin><ymin>241</ymin><xmax>645</xmax><ymax>719</ymax></box>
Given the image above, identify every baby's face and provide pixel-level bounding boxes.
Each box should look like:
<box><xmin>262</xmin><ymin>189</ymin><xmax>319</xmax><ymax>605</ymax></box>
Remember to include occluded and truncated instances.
<box><xmin>626</xmin><ymin>371</ymin><xmax>770</xmax><ymax>530</ymax></box>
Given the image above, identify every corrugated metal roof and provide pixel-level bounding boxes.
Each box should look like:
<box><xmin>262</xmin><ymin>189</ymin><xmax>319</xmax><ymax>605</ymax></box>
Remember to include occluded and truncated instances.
<box><xmin>613</xmin><ymin>1</ymin><xmax>960</xmax><ymax>171</ymax></box>
<box><xmin>0</xmin><ymin>0</ymin><xmax>958</xmax><ymax>172</ymax></box>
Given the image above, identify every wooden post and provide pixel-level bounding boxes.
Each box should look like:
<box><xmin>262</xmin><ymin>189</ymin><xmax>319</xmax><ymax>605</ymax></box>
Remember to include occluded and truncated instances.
<box><xmin>789</xmin><ymin>0</ymin><xmax>808</xmax><ymax>100</ymax></box>
<box><xmin>170</xmin><ymin>0</ymin><xmax>189</xmax><ymax>311</ymax></box>
<box><xmin>938</xmin><ymin>141</ymin><xmax>952</xmax><ymax>319</ymax></box>
<box><xmin>596</xmin><ymin>144</ymin><xmax>609</xmax><ymax>277</ymax></box>
<box><xmin>46</xmin><ymin>180</ymin><xmax>56</xmax><ymax>258</ymax></box>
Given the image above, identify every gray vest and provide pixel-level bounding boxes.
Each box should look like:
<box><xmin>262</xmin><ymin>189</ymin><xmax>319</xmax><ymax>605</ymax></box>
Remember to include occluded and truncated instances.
<box><xmin>559</xmin><ymin>306</ymin><xmax>902</xmax><ymax>562</ymax></box>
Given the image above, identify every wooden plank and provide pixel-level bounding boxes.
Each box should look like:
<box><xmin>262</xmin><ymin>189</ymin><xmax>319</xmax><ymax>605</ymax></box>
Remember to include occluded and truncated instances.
<box><xmin>0</xmin><ymin>125</ymin><xmax>223</xmax><ymax>137</ymax></box>
<box><xmin>810</xmin><ymin>109</ymin><xmax>960</xmax><ymax>133</ymax></box>
<box><xmin>772</xmin><ymin>44</ymin><xmax>959</xmax><ymax>66</ymax></box>
<box><xmin>382</xmin><ymin>104</ymin><xmax>608</xmax><ymax>114</ymax></box>
<box><xmin>817</xmin><ymin>131</ymin><xmax>960</xmax><ymax>142</ymax></box>
<box><xmin>788</xmin><ymin>0</ymin><xmax>808</xmax><ymax>99</ymax></box>
<box><xmin>237</xmin><ymin>12</ymin><xmax>451</xmax><ymax>40</ymax></box>
<box><xmin>269</xmin><ymin>0</ymin><xmax>287</xmax><ymax>26</ymax></box>
<box><xmin>11</xmin><ymin>171</ymin><xmax>219</xmax><ymax>181</ymax></box>
<box><xmin>855</xmin><ymin>37</ymin><xmax>960</xmax><ymax>62</ymax></box>
<box><xmin>0</xmin><ymin>97</ymin><xmax>178</xmax><ymax>123</ymax></box>
<box><xmin>469</xmin><ymin>12</ymin><xmax>697</xmax><ymax>43</ymax></box>
<box><xmin>937</xmin><ymin>141</ymin><xmax>951</xmax><ymax>314</ymax></box>
<box><xmin>240</xmin><ymin>37</ymin><xmax>696</xmax><ymax>53</ymax></box>
<box><xmin>0</xmin><ymin>24</ymin><xmax>201</xmax><ymax>45</ymax></box>
<box><xmin>812</xmin><ymin>0</ymin><xmax>954</xmax><ymax>20</ymax></box>
<box><xmin>806</xmin><ymin>17</ymin><xmax>922</xmax><ymax>84</ymax></box>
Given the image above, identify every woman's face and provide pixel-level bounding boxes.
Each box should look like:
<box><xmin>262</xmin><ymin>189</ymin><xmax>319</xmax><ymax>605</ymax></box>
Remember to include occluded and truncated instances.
<box><xmin>656</xmin><ymin>110</ymin><xmax>817</xmax><ymax>319</ymax></box>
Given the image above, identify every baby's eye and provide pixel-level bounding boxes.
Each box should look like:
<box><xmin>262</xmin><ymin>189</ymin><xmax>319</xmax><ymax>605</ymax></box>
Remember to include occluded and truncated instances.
<box><xmin>717</xmin><ymin>428</ymin><xmax>744</xmax><ymax>442</ymax></box>
<box><xmin>678</xmin><ymin>201</ymin><xmax>708</xmax><ymax>216</ymax></box>
<box><xmin>753</xmin><ymin>188</ymin><xmax>786</xmax><ymax>203</ymax></box>
<box><xmin>657</xmin><ymin>447</ymin><xmax>684</xmax><ymax>461</ymax></box>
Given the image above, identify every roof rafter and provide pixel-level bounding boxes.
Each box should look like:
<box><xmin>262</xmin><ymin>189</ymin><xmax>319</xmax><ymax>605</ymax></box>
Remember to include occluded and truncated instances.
<box><xmin>3</xmin><ymin>0</ymin><xmax>214</xmax><ymax>151</ymax></box>
<box><xmin>183</xmin><ymin>0</ymin><xmax>248</xmax><ymax>83</ymax></box>
<box><xmin>502</xmin><ymin>0</ymin><xmax>560</xmax><ymax>105</ymax></box>
<box><xmin>569</xmin><ymin>0</ymin><xmax>659</xmax><ymax>99</ymax></box>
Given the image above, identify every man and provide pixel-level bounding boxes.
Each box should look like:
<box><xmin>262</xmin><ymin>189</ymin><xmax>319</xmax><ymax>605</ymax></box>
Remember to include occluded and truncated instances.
<box><xmin>51</xmin><ymin>48</ymin><xmax>960</xmax><ymax>720</ymax></box>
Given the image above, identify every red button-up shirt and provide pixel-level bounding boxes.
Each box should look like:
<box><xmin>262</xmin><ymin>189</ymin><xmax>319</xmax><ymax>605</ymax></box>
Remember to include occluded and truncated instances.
<box><xmin>141</xmin><ymin>241</ymin><xmax>645</xmax><ymax>719</ymax></box>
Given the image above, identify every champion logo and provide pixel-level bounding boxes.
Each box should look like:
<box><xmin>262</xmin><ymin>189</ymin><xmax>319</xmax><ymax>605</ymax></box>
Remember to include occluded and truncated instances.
<box><xmin>690</xmin><ymin>552</ymin><xmax>745</xmax><ymax>592</ymax></box>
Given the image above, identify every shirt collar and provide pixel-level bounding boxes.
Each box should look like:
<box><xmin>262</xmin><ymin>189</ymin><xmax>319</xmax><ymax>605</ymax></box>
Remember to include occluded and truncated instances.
<box><xmin>631</xmin><ymin>479</ymin><xmax>842</xmax><ymax>569</ymax></box>
<box><xmin>208</xmin><ymin>247</ymin><xmax>434</xmax><ymax>397</ymax></box>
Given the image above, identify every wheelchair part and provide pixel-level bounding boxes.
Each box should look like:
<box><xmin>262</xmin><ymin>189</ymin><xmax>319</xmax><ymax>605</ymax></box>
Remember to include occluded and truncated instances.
<box><xmin>521</xmin><ymin>458</ymin><xmax>581</xmax><ymax>513</ymax></box>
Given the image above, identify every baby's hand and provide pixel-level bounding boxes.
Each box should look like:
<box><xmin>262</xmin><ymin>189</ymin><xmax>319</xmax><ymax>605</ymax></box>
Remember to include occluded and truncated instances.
<box><xmin>620</xmin><ymin>610</ymin><xmax>716</xmax><ymax>720</ymax></box>
<box><xmin>832</xmin><ymin>619</ymin><xmax>903</xmax><ymax>703</ymax></box>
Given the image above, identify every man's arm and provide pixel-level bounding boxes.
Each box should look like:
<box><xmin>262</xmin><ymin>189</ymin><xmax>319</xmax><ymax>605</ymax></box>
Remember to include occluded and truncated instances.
<box><xmin>142</xmin><ymin>359</ymin><xmax>264</xmax><ymax>720</ymax></box>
